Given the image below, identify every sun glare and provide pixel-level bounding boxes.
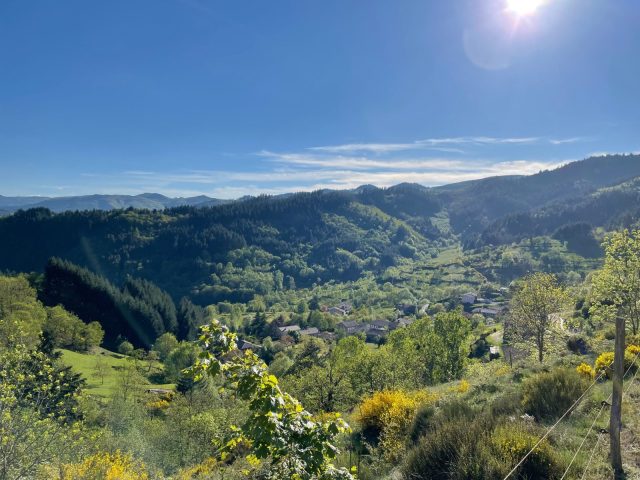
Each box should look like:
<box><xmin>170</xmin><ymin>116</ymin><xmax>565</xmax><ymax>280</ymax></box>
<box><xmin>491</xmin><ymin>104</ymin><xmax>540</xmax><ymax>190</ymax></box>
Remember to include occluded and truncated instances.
<box><xmin>506</xmin><ymin>0</ymin><xmax>547</xmax><ymax>16</ymax></box>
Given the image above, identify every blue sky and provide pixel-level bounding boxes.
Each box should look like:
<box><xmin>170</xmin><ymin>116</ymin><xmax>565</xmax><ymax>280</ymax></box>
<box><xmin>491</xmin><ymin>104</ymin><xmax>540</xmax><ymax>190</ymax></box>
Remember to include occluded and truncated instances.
<box><xmin>1</xmin><ymin>0</ymin><xmax>639</xmax><ymax>198</ymax></box>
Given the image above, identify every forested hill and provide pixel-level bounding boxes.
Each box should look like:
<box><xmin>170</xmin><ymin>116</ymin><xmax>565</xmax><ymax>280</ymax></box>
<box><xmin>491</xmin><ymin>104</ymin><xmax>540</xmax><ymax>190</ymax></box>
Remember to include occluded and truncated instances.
<box><xmin>1</xmin><ymin>154</ymin><xmax>640</xmax><ymax>302</ymax></box>
<box><xmin>437</xmin><ymin>154</ymin><xmax>640</xmax><ymax>234</ymax></box>
<box><xmin>0</xmin><ymin>186</ymin><xmax>443</xmax><ymax>301</ymax></box>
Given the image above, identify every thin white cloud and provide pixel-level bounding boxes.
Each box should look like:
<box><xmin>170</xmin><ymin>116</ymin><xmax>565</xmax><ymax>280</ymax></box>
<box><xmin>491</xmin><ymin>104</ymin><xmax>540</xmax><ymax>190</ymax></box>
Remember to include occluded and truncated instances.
<box><xmin>308</xmin><ymin>136</ymin><xmax>541</xmax><ymax>154</ymax></box>
<box><xmin>21</xmin><ymin>134</ymin><xmax>586</xmax><ymax>198</ymax></box>
<box><xmin>258</xmin><ymin>151</ymin><xmax>468</xmax><ymax>171</ymax></box>
<box><xmin>549</xmin><ymin>137</ymin><xmax>589</xmax><ymax>145</ymax></box>
<box><xmin>93</xmin><ymin>158</ymin><xmax>566</xmax><ymax>198</ymax></box>
<box><xmin>308</xmin><ymin>143</ymin><xmax>418</xmax><ymax>154</ymax></box>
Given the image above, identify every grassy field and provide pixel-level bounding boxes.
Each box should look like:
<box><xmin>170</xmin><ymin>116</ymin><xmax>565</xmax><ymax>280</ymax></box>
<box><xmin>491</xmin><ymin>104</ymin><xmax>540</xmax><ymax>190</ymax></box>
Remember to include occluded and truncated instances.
<box><xmin>60</xmin><ymin>348</ymin><xmax>174</xmax><ymax>398</ymax></box>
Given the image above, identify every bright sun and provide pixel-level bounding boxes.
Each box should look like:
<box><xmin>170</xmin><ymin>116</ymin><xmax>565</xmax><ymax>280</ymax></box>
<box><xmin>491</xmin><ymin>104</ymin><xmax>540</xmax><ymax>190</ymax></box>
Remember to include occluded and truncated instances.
<box><xmin>506</xmin><ymin>0</ymin><xmax>547</xmax><ymax>16</ymax></box>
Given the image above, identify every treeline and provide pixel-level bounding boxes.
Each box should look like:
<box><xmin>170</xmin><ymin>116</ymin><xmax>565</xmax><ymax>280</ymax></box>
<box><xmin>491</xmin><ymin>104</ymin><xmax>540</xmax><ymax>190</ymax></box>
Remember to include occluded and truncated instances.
<box><xmin>42</xmin><ymin>258</ymin><xmax>207</xmax><ymax>348</ymax></box>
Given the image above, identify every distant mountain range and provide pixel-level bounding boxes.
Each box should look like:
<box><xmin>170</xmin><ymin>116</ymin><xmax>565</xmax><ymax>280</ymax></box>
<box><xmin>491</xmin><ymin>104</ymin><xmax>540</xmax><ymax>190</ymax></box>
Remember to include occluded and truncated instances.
<box><xmin>0</xmin><ymin>193</ymin><xmax>228</xmax><ymax>214</ymax></box>
<box><xmin>1</xmin><ymin>154</ymin><xmax>639</xmax><ymax>301</ymax></box>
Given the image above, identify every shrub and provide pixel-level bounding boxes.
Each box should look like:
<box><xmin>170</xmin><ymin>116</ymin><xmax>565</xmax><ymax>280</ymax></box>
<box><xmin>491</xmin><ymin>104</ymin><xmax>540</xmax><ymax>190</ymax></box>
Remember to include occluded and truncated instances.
<box><xmin>576</xmin><ymin>362</ymin><xmax>595</xmax><ymax>380</ymax></box>
<box><xmin>402</xmin><ymin>416</ymin><xmax>500</xmax><ymax>480</ymax></box>
<box><xmin>521</xmin><ymin>368</ymin><xmax>588</xmax><ymax>421</ymax></box>
<box><xmin>566</xmin><ymin>335</ymin><xmax>590</xmax><ymax>354</ymax></box>
<box><xmin>490</xmin><ymin>391</ymin><xmax>522</xmax><ymax>418</ymax></box>
<box><xmin>118</xmin><ymin>340</ymin><xmax>134</xmax><ymax>356</ymax></box>
<box><xmin>56</xmin><ymin>451</ymin><xmax>149</xmax><ymax>480</ymax></box>
<box><xmin>491</xmin><ymin>424</ymin><xmax>563</xmax><ymax>479</ymax></box>
<box><xmin>435</xmin><ymin>398</ymin><xmax>475</xmax><ymax>425</ymax></box>
<box><xmin>469</xmin><ymin>337</ymin><xmax>490</xmax><ymax>358</ymax></box>
<box><xmin>627</xmin><ymin>334</ymin><xmax>640</xmax><ymax>348</ymax></box>
<box><xmin>357</xmin><ymin>390</ymin><xmax>435</xmax><ymax>436</ymax></box>
<box><xmin>603</xmin><ymin>326</ymin><xmax>616</xmax><ymax>340</ymax></box>
<box><xmin>595</xmin><ymin>351</ymin><xmax>614</xmax><ymax>377</ymax></box>
<box><xmin>409</xmin><ymin>404</ymin><xmax>436</xmax><ymax>443</ymax></box>
<box><xmin>402</xmin><ymin>416</ymin><xmax>563</xmax><ymax>480</ymax></box>
<box><xmin>357</xmin><ymin>390</ymin><xmax>436</xmax><ymax>462</ymax></box>
<box><xmin>627</xmin><ymin>344</ymin><xmax>640</xmax><ymax>356</ymax></box>
<box><xmin>595</xmin><ymin>349</ymin><xmax>638</xmax><ymax>379</ymax></box>
<box><xmin>455</xmin><ymin>379</ymin><xmax>470</xmax><ymax>394</ymax></box>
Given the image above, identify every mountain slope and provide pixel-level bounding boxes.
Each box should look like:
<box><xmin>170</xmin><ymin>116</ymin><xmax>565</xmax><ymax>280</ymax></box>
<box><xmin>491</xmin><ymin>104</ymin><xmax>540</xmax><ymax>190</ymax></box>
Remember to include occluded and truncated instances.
<box><xmin>438</xmin><ymin>154</ymin><xmax>640</xmax><ymax>234</ymax></box>
<box><xmin>477</xmin><ymin>175</ymin><xmax>640</xmax><ymax>249</ymax></box>
<box><xmin>0</xmin><ymin>195</ymin><xmax>51</xmax><ymax>208</ymax></box>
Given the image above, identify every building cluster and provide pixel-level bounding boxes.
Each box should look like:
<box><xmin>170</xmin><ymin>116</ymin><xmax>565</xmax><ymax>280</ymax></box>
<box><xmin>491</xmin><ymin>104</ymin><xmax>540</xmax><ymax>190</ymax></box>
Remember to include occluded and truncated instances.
<box><xmin>321</xmin><ymin>300</ymin><xmax>354</xmax><ymax>317</ymax></box>
<box><xmin>265</xmin><ymin>300</ymin><xmax>421</xmax><ymax>345</ymax></box>
<box><xmin>459</xmin><ymin>291</ymin><xmax>507</xmax><ymax>322</ymax></box>
<box><xmin>335</xmin><ymin>317</ymin><xmax>415</xmax><ymax>342</ymax></box>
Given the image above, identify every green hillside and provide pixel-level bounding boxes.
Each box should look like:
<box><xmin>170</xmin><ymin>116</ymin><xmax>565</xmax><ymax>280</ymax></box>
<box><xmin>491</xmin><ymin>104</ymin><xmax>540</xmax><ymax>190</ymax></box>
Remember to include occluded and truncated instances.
<box><xmin>59</xmin><ymin>348</ymin><xmax>173</xmax><ymax>398</ymax></box>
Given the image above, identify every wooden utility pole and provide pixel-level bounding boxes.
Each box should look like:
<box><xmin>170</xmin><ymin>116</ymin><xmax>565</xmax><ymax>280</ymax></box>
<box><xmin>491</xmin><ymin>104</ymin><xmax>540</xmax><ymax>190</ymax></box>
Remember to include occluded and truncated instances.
<box><xmin>610</xmin><ymin>315</ymin><xmax>625</xmax><ymax>479</ymax></box>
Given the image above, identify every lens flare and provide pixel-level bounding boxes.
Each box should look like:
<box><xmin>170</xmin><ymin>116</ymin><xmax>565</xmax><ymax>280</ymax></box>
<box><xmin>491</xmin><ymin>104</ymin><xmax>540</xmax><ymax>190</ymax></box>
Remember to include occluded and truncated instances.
<box><xmin>506</xmin><ymin>0</ymin><xmax>547</xmax><ymax>16</ymax></box>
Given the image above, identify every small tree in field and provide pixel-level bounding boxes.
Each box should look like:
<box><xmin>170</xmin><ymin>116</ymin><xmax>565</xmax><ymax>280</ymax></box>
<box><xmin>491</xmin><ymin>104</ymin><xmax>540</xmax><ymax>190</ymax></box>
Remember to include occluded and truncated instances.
<box><xmin>93</xmin><ymin>355</ymin><xmax>109</xmax><ymax>385</ymax></box>
<box><xmin>118</xmin><ymin>340</ymin><xmax>134</xmax><ymax>356</ymax></box>
<box><xmin>510</xmin><ymin>273</ymin><xmax>568</xmax><ymax>363</ymax></box>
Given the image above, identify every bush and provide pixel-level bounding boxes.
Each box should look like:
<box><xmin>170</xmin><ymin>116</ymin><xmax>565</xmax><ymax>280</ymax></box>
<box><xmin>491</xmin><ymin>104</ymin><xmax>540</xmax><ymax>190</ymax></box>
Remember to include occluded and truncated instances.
<box><xmin>521</xmin><ymin>368</ymin><xmax>588</xmax><ymax>421</ymax></box>
<box><xmin>603</xmin><ymin>326</ymin><xmax>616</xmax><ymax>340</ymax></box>
<box><xmin>402</xmin><ymin>415</ymin><xmax>563</xmax><ymax>480</ymax></box>
<box><xmin>576</xmin><ymin>362</ymin><xmax>595</xmax><ymax>380</ymax></box>
<box><xmin>357</xmin><ymin>390</ymin><xmax>436</xmax><ymax>462</ymax></box>
<box><xmin>491</xmin><ymin>424</ymin><xmax>563</xmax><ymax>479</ymax></box>
<box><xmin>402</xmin><ymin>416</ymin><xmax>501</xmax><ymax>480</ymax></box>
<box><xmin>566</xmin><ymin>335</ymin><xmax>589</xmax><ymax>355</ymax></box>
<box><xmin>469</xmin><ymin>337</ymin><xmax>490</xmax><ymax>358</ymax></box>
<box><xmin>595</xmin><ymin>348</ymin><xmax>639</xmax><ymax>379</ymax></box>
<box><xmin>357</xmin><ymin>390</ymin><xmax>434</xmax><ymax>437</ymax></box>
<box><xmin>55</xmin><ymin>451</ymin><xmax>149</xmax><ymax>480</ymax></box>
<box><xmin>409</xmin><ymin>404</ymin><xmax>436</xmax><ymax>443</ymax></box>
<box><xmin>627</xmin><ymin>334</ymin><xmax>640</xmax><ymax>348</ymax></box>
<box><xmin>490</xmin><ymin>391</ymin><xmax>522</xmax><ymax>418</ymax></box>
<box><xmin>409</xmin><ymin>398</ymin><xmax>475</xmax><ymax>445</ymax></box>
<box><xmin>118</xmin><ymin>340</ymin><xmax>134</xmax><ymax>356</ymax></box>
<box><xmin>628</xmin><ymin>344</ymin><xmax>640</xmax><ymax>356</ymax></box>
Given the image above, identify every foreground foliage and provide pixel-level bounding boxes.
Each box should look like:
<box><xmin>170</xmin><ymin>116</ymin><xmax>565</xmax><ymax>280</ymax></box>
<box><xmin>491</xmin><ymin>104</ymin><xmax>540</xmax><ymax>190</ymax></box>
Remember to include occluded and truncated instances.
<box><xmin>187</xmin><ymin>320</ymin><xmax>355</xmax><ymax>480</ymax></box>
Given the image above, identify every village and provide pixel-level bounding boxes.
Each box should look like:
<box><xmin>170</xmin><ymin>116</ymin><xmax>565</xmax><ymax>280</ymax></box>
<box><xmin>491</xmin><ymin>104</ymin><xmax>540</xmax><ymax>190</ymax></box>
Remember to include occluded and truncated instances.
<box><xmin>236</xmin><ymin>289</ymin><xmax>510</xmax><ymax>350</ymax></box>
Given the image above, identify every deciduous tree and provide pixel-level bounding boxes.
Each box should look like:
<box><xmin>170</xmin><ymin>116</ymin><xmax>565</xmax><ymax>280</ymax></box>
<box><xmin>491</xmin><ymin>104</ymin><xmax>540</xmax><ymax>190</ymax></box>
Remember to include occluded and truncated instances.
<box><xmin>510</xmin><ymin>273</ymin><xmax>568</xmax><ymax>362</ymax></box>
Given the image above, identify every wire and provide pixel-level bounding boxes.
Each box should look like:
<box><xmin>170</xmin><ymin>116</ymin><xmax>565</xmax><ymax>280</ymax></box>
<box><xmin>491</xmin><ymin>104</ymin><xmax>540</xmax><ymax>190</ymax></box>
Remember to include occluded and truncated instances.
<box><xmin>569</xmin><ymin>352</ymin><xmax>640</xmax><ymax>480</ymax></box>
<box><xmin>502</xmin><ymin>367</ymin><xmax>609</xmax><ymax>480</ymax></box>
<box><xmin>560</xmin><ymin>403</ymin><xmax>607</xmax><ymax>480</ymax></box>
<box><xmin>622</xmin><ymin>360</ymin><xmax>640</xmax><ymax>398</ymax></box>
<box><xmin>579</xmin><ymin>433</ymin><xmax>602</xmax><ymax>480</ymax></box>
